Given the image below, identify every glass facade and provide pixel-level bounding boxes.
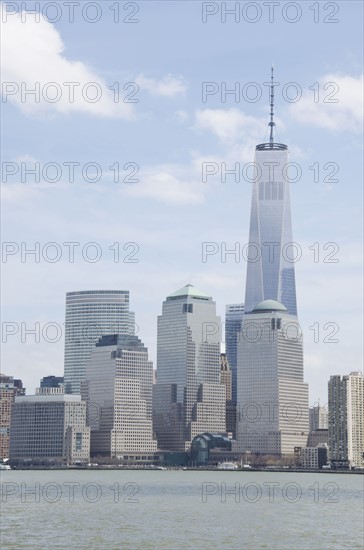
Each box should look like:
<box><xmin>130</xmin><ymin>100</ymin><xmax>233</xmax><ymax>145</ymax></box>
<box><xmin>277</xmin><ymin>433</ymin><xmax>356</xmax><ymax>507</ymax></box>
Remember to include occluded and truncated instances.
<box><xmin>63</xmin><ymin>290</ymin><xmax>134</xmax><ymax>394</ymax></box>
<box><xmin>155</xmin><ymin>285</ymin><xmax>225</xmax><ymax>449</ymax></box>
<box><xmin>225</xmin><ymin>303</ymin><xmax>244</xmax><ymax>404</ymax></box>
<box><xmin>244</xmin><ymin>148</ymin><xmax>297</xmax><ymax>316</ymax></box>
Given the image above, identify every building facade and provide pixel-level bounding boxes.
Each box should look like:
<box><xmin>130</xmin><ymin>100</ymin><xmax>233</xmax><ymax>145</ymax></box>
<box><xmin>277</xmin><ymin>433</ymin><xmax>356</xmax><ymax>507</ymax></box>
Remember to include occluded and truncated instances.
<box><xmin>220</xmin><ymin>353</ymin><xmax>236</xmax><ymax>437</ymax></box>
<box><xmin>9</xmin><ymin>394</ymin><xmax>90</xmax><ymax>464</ymax></box>
<box><xmin>309</xmin><ymin>405</ymin><xmax>328</xmax><ymax>431</ymax></box>
<box><xmin>294</xmin><ymin>445</ymin><xmax>328</xmax><ymax>469</ymax></box>
<box><xmin>225</xmin><ymin>303</ymin><xmax>244</xmax><ymax>404</ymax></box>
<box><xmin>244</xmin><ymin>70</ymin><xmax>297</xmax><ymax>316</ymax></box>
<box><xmin>85</xmin><ymin>334</ymin><xmax>157</xmax><ymax>458</ymax></box>
<box><xmin>64</xmin><ymin>290</ymin><xmax>134</xmax><ymax>394</ymax></box>
<box><xmin>328</xmin><ymin>372</ymin><xmax>364</xmax><ymax>468</ymax></box>
<box><xmin>0</xmin><ymin>374</ymin><xmax>15</xmax><ymax>459</ymax></box>
<box><xmin>236</xmin><ymin>300</ymin><xmax>309</xmax><ymax>456</ymax></box>
<box><xmin>0</xmin><ymin>375</ymin><xmax>25</xmax><ymax>459</ymax></box>
<box><xmin>154</xmin><ymin>284</ymin><xmax>226</xmax><ymax>450</ymax></box>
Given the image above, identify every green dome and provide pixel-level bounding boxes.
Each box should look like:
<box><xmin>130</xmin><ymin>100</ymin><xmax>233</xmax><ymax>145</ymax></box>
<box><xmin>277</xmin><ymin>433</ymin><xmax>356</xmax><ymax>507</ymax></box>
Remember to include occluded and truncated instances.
<box><xmin>252</xmin><ymin>299</ymin><xmax>287</xmax><ymax>312</ymax></box>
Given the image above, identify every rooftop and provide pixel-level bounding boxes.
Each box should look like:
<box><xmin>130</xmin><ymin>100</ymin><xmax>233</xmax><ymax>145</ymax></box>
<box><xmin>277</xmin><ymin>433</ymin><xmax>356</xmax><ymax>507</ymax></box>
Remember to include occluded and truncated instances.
<box><xmin>251</xmin><ymin>299</ymin><xmax>288</xmax><ymax>313</ymax></box>
<box><xmin>167</xmin><ymin>284</ymin><xmax>210</xmax><ymax>301</ymax></box>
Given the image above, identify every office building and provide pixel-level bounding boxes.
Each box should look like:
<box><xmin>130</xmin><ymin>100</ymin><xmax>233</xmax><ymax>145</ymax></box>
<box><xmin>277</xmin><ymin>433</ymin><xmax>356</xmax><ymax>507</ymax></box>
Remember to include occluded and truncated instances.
<box><xmin>309</xmin><ymin>405</ymin><xmax>328</xmax><ymax>431</ymax></box>
<box><xmin>244</xmin><ymin>68</ymin><xmax>297</xmax><ymax>315</ymax></box>
<box><xmin>9</xmin><ymin>394</ymin><xmax>90</xmax><ymax>465</ymax></box>
<box><xmin>85</xmin><ymin>334</ymin><xmax>157</xmax><ymax>458</ymax></box>
<box><xmin>64</xmin><ymin>290</ymin><xmax>135</xmax><ymax>394</ymax></box>
<box><xmin>220</xmin><ymin>353</ymin><xmax>236</xmax><ymax>437</ymax></box>
<box><xmin>294</xmin><ymin>445</ymin><xmax>328</xmax><ymax>469</ymax></box>
<box><xmin>225</xmin><ymin>303</ymin><xmax>244</xmax><ymax>403</ymax></box>
<box><xmin>155</xmin><ymin>284</ymin><xmax>226</xmax><ymax>450</ymax></box>
<box><xmin>236</xmin><ymin>300</ymin><xmax>309</xmax><ymax>456</ymax></box>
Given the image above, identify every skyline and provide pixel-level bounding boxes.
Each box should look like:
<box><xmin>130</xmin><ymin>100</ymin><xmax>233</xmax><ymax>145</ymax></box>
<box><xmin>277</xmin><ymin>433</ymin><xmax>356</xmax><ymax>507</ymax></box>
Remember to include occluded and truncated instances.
<box><xmin>1</xmin><ymin>1</ymin><xmax>363</xmax><ymax>405</ymax></box>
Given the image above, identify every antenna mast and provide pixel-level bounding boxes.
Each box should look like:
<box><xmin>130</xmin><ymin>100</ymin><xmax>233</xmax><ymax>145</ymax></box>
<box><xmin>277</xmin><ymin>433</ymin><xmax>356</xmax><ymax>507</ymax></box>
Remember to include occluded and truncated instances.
<box><xmin>269</xmin><ymin>65</ymin><xmax>275</xmax><ymax>147</ymax></box>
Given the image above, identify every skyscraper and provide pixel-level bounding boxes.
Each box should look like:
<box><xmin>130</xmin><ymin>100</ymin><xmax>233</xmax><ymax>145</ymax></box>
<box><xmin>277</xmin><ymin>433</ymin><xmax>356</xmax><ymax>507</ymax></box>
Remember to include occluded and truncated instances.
<box><xmin>328</xmin><ymin>372</ymin><xmax>364</xmax><ymax>469</ymax></box>
<box><xmin>236</xmin><ymin>300</ymin><xmax>309</xmax><ymax>455</ymax></box>
<box><xmin>85</xmin><ymin>334</ymin><xmax>157</xmax><ymax>458</ymax></box>
<box><xmin>309</xmin><ymin>404</ymin><xmax>328</xmax><ymax>432</ymax></box>
<box><xmin>237</xmin><ymin>76</ymin><xmax>309</xmax><ymax>457</ymax></box>
<box><xmin>244</xmin><ymin>68</ymin><xmax>297</xmax><ymax>315</ymax></box>
<box><xmin>154</xmin><ymin>284</ymin><xmax>226</xmax><ymax>450</ymax></box>
<box><xmin>64</xmin><ymin>290</ymin><xmax>134</xmax><ymax>394</ymax></box>
<box><xmin>225</xmin><ymin>303</ymin><xmax>244</xmax><ymax>403</ymax></box>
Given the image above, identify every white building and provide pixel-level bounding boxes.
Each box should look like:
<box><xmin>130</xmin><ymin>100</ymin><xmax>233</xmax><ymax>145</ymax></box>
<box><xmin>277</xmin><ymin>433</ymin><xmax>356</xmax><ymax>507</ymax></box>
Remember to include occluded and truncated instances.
<box><xmin>328</xmin><ymin>371</ymin><xmax>364</xmax><ymax>468</ymax></box>
<box><xmin>236</xmin><ymin>300</ymin><xmax>309</xmax><ymax>456</ymax></box>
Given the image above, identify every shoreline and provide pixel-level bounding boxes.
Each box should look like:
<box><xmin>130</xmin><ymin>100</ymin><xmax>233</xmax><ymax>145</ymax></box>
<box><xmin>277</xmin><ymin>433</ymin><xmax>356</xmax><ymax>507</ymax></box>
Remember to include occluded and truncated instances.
<box><xmin>4</xmin><ymin>466</ymin><xmax>363</xmax><ymax>474</ymax></box>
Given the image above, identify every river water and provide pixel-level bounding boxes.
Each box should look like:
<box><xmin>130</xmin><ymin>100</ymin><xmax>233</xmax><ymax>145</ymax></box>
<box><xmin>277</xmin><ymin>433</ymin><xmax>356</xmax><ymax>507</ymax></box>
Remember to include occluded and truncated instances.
<box><xmin>1</xmin><ymin>470</ymin><xmax>363</xmax><ymax>549</ymax></box>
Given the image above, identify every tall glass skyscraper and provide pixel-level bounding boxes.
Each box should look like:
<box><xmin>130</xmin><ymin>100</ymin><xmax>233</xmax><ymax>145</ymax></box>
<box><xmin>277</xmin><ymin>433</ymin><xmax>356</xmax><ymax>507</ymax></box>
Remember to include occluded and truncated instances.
<box><xmin>244</xmin><ymin>68</ymin><xmax>297</xmax><ymax>315</ymax></box>
<box><xmin>225</xmin><ymin>303</ymin><xmax>244</xmax><ymax>403</ymax></box>
<box><xmin>64</xmin><ymin>290</ymin><xmax>134</xmax><ymax>394</ymax></box>
<box><xmin>236</xmin><ymin>70</ymin><xmax>309</xmax><ymax>457</ymax></box>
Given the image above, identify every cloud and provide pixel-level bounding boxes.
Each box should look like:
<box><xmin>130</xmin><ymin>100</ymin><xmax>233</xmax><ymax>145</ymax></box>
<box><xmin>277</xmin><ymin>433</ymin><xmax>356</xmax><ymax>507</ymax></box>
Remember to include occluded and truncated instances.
<box><xmin>0</xmin><ymin>4</ymin><xmax>133</xmax><ymax>118</ymax></box>
<box><xmin>123</xmin><ymin>169</ymin><xmax>205</xmax><ymax>204</ymax></box>
<box><xmin>136</xmin><ymin>74</ymin><xmax>187</xmax><ymax>97</ymax></box>
<box><xmin>289</xmin><ymin>74</ymin><xmax>363</xmax><ymax>133</ymax></box>
<box><xmin>195</xmin><ymin>108</ymin><xmax>267</xmax><ymax>146</ymax></box>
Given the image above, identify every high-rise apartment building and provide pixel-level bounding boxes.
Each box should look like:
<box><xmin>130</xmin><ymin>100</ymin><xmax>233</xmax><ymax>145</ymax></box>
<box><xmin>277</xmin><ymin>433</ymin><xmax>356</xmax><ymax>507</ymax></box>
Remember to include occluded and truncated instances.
<box><xmin>328</xmin><ymin>372</ymin><xmax>364</xmax><ymax>468</ymax></box>
<box><xmin>9</xmin><ymin>394</ymin><xmax>90</xmax><ymax>465</ymax></box>
<box><xmin>154</xmin><ymin>284</ymin><xmax>226</xmax><ymax>450</ymax></box>
<box><xmin>85</xmin><ymin>334</ymin><xmax>157</xmax><ymax>458</ymax></box>
<box><xmin>225</xmin><ymin>303</ymin><xmax>244</xmax><ymax>403</ymax></box>
<box><xmin>64</xmin><ymin>290</ymin><xmax>134</xmax><ymax>394</ymax></box>
<box><xmin>236</xmin><ymin>300</ymin><xmax>309</xmax><ymax>455</ymax></box>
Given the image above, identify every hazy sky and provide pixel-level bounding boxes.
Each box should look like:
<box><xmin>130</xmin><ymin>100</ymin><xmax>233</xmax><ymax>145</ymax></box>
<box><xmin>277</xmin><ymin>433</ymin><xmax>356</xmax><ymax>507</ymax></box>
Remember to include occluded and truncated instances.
<box><xmin>1</xmin><ymin>1</ymin><xmax>363</xmax><ymax>403</ymax></box>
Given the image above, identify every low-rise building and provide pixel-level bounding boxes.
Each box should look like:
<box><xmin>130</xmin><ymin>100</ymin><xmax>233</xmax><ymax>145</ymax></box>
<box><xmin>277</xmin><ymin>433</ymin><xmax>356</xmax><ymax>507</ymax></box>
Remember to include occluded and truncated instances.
<box><xmin>9</xmin><ymin>394</ymin><xmax>90</xmax><ymax>465</ymax></box>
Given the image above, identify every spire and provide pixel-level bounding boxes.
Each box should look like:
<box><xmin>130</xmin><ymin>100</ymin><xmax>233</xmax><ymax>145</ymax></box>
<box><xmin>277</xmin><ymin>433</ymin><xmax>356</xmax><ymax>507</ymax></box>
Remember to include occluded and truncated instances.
<box><xmin>256</xmin><ymin>66</ymin><xmax>287</xmax><ymax>151</ymax></box>
<box><xmin>269</xmin><ymin>65</ymin><xmax>275</xmax><ymax>147</ymax></box>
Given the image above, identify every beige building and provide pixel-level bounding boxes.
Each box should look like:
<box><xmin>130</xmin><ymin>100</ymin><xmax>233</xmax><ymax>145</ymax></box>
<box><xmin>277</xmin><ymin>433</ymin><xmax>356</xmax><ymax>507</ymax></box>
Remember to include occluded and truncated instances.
<box><xmin>85</xmin><ymin>334</ymin><xmax>157</xmax><ymax>458</ymax></box>
<box><xmin>0</xmin><ymin>375</ymin><xmax>25</xmax><ymax>459</ymax></box>
<box><xmin>236</xmin><ymin>300</ymin><xmax>309</xmax><ymax>457</ymax></box>
<box><xmin>328</xmin><ymin>371</ymin><xmax>364</xmax><ymax>468</ymax></box>
<box><xmin>9</xmin><ymin>394</ymin><xmax>90</xmax><ymax>464</ymax></box>
<box><xmin>0</xmin><ymin>375</ymin><xmax>14</xmax><ymax>459</ymax></box>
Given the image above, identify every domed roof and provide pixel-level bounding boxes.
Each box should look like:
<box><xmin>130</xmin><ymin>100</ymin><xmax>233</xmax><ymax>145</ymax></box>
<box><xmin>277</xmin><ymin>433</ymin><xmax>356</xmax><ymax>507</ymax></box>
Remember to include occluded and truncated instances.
<box><xmin>252</xmin><ymin>299</ymin><xmax>287</xmax><ymax>313</ymax></box>
<box><xmin>167</xmin><ymin>284</ymin><xmax>210</xmax><ymax>300</ymax></box>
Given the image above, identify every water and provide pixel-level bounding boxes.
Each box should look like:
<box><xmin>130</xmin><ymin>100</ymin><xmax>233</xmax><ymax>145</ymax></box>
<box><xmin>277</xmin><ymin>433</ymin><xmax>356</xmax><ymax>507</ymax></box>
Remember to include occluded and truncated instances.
<box><xmin>1</xmin><ymin>470</ymin><xmax>363</xmax><ymax>549</ymax></box>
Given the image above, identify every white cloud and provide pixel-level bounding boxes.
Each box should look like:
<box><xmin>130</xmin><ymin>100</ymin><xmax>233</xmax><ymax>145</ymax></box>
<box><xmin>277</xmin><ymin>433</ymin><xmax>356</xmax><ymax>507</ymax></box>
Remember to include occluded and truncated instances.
<box><xmin>136</xmin><ymin>74</ymin><xmax>187</xmax><ymax>97</ymax></box>
<box><xmin>195</xmin><ymin>108</ymin><xmax>267</xmax><ymax>145</ymax></box>
<box><xmin>289</xmin><ymin>74</ymin><xmax>363</xmax><ymax>133</ymax></box>
<box><xmin>123</xmin><ymin>169</ymin><xmax>204</xmax><ymax>204</ymax></box>
<box><xmin>0</xmin><ymin>4</ymin><xmax>133</xmax><ymax>118</ymax></box>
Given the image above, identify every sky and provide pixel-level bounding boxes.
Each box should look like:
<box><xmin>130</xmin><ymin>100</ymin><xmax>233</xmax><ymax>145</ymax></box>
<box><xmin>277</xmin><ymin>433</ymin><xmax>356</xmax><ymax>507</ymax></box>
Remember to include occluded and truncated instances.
<box><xmin>1</xmin><ymin>0</ymin><xmax>363</xmax><ymax>404</ymax></box>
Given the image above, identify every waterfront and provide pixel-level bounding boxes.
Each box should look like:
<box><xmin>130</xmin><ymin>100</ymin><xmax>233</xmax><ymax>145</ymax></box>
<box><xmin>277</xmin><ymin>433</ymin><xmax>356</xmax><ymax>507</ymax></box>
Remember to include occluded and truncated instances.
<box><xmin>1</xmin><ymin>470</ymin><xmax>363</xmax><ymax>549</ymax></box>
